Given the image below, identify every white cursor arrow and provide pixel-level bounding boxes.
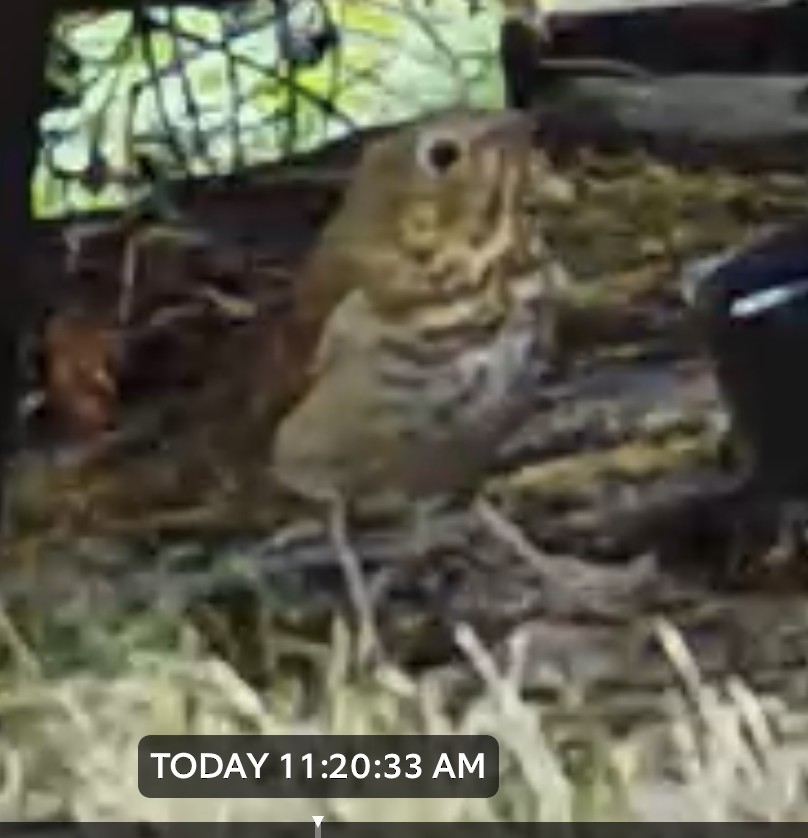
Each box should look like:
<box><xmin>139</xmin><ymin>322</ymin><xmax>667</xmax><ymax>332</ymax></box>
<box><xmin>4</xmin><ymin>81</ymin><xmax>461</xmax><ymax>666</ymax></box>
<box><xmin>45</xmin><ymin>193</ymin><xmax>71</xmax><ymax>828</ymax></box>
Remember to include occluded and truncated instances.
<box><xmin>313</xmin><ymin>815</ymin><xmax>324</xmax><ymax>835</ymax></box>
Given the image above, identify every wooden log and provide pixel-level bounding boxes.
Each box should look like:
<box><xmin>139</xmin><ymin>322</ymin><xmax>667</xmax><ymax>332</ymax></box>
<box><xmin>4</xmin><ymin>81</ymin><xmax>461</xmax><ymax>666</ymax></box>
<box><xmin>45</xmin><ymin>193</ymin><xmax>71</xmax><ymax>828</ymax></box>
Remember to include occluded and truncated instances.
<box><xmin>531</xmin><ymin>73</ymin><xmax>808</xmax><ymax>170</ymax></box>
<box><xmin>501</xmin><ymin>2</ymin><xmax>808</xmax><ymax>169</ymax></box>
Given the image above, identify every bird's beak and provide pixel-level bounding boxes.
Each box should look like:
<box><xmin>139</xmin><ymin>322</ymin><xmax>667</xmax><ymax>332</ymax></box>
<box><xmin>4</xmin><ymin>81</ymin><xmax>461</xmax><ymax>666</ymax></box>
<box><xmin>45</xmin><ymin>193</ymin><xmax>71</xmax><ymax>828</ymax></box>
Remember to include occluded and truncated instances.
<box><xmin>473</xmin><ymin>109</ymin><xmax>533</xmax><ymax>152</ymax></box>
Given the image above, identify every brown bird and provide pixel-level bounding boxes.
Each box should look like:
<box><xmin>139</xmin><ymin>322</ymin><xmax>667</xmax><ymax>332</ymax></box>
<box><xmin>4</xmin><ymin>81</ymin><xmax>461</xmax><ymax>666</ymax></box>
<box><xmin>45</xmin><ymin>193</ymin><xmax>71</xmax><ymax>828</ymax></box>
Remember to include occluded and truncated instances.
<box><xmin>271</xmin><ymin>107</ymin><xmax>571</xmax><ymax>513</ymax></box>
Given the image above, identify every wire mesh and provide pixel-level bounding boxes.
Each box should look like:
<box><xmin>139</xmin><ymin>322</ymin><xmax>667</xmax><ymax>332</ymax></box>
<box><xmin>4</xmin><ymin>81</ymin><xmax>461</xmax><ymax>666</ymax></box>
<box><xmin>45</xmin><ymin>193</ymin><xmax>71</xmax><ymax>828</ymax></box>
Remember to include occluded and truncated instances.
<box><xmin>38</xmin><ymin>0</ymin><xmax>508</xmax><ymax>218</ymax></box>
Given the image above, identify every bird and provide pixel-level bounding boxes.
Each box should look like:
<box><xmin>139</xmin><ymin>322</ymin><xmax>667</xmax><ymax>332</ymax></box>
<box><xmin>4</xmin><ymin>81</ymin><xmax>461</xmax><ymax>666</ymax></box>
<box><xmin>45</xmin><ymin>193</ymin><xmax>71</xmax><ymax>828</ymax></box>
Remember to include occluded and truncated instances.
<box><xmin>270</xmin><ymin>107</ymin><xmax>572</xmax><ymax>514</ymax></box>
<box><xmin>9</xmin><ymin>109</ymin><xmax>575</xmax><ymax>656</ymax></box>
<box><xmin>265</xmin><ymin>107</ymin><xmax>574</xmax><ymax>657</ymax></box>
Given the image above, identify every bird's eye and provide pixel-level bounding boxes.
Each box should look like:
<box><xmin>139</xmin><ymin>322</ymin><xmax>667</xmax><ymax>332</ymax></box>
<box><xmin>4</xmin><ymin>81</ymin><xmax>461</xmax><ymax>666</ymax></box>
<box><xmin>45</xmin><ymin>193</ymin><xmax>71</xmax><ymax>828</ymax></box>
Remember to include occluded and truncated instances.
<box><xmin>416</xmin><ymin>135</ymin><xmax>463</xmax><ymax>176</ymax></box>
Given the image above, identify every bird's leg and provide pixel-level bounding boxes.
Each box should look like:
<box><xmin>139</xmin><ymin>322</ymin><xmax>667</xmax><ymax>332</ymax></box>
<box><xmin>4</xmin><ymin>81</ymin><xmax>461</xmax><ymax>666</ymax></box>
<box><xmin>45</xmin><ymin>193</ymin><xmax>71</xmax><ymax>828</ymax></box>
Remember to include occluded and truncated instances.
<box><xmin>326</xmin><ymin>494</ymin><xmax>383</xmax><ymax>666</ymax></box>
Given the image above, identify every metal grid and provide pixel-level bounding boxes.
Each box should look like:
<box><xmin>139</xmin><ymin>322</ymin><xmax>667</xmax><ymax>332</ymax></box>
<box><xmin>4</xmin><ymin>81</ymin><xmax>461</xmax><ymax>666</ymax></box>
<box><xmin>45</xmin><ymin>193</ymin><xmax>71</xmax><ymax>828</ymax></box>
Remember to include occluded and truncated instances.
<box><xmin>39</xmin><ymin>0</ymin><xmax>506</xmax><ymax>217</ymax></box>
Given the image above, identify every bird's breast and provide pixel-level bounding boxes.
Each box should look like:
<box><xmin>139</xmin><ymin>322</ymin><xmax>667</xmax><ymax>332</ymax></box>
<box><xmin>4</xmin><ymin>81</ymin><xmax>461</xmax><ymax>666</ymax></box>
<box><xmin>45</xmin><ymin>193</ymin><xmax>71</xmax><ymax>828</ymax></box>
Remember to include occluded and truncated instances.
<box><xmin>375</xmin><ymin>303</ymin><xmax>547</xmax><ymax>440</ymax></box>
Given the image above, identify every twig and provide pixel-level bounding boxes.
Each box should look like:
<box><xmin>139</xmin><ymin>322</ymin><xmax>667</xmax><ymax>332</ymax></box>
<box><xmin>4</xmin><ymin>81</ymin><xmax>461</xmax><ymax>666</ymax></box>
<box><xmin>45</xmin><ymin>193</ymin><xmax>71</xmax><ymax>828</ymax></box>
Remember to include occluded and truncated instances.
<box><xmin>474</xmin><ymin>495</ymin><xmax>658</xmax><ymax>617</ymax></box>
<box><xmin>117</xmin><ymin>223</ymin><xmax>210</xmax><ymax>326</ymax></box>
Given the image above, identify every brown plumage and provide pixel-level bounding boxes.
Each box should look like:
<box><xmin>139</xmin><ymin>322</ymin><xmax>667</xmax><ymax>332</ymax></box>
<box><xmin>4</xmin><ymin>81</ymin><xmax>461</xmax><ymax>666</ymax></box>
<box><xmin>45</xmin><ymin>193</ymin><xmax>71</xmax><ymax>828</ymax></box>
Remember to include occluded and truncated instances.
<box><xmin>271</xmin><ymin>107</ymin><xmax>571</xmax><ymax>510</ymax></box>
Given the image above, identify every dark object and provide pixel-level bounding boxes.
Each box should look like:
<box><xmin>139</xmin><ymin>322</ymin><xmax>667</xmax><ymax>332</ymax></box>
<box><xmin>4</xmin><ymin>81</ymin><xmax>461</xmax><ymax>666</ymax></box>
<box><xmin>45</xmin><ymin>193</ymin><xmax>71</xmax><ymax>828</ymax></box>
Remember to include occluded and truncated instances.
<box><xmin>45</xmin><ymin>39</ymin><xmax>82</xmax><ymax>111</ymax></box>
<box><xmin>500</xmin><ymin>12</ymin><xmax>647</xmax><ymax>110</ymax></box>
<box><xmin>501</xmin><ymin>15</ymin><xmax>544</xmax><ymax>109</ymax></box>
<box><xmin>690</xmin><ymin>220</ymin><xmax>808</xmax><ymax>501</ymax></box>
<box><xmin>273</xmin><ymin>1</ymin><xmax>339</xmax><ymax>69</ymax></box>
<box><xmin>0</xmin><ymin>0</ymin><xmax>55</xmax><ymax>524</ymax></box>
<box><xmin>547</xmin><ymin>1</ymin><xmax>808</xmax><ymax>76</ymax></box>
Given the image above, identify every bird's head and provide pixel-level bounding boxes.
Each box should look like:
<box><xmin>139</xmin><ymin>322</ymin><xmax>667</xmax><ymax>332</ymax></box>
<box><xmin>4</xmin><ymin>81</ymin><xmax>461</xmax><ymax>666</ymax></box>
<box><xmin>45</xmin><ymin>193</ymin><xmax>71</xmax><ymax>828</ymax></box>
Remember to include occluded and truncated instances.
<box><xmin>352</xmin><ymin>108</ymin><xmax>532</xmax><ymax>250</ymax></box>
<box><xmin>309</xmin><ymin>108</ymin><xmax>560</xmax><ymax>325</ymax></box>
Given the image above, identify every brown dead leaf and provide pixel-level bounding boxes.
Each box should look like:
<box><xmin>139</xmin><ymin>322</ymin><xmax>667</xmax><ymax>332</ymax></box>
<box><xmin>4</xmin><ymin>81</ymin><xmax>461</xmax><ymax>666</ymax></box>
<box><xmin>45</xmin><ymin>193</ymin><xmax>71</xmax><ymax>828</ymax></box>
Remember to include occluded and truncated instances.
<box><xmin>42</xmin><ymin>307</ymin><xmax>122</xmax><ymax>439</ymax></box>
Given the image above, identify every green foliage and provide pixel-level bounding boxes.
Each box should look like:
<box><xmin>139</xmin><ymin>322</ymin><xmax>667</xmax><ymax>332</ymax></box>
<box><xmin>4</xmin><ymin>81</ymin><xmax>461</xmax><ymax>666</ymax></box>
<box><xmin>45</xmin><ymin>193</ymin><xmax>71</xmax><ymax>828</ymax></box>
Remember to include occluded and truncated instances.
<box><xmin>36</xmin><ymin>1</ymin><xmax>507</xmax><ymax>219</ymax></box>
